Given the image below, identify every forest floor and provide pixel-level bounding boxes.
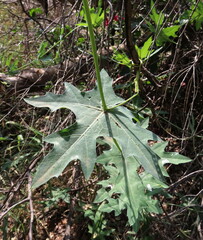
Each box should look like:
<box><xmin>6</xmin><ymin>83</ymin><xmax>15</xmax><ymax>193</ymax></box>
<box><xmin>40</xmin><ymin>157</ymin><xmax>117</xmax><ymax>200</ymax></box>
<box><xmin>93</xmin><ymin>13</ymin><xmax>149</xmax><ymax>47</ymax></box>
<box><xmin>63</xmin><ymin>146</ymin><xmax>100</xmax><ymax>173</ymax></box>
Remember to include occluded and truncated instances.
<box><xmin>0</xmin><ymin>1</ymin><xmax>203</xmax><ymax>239</ymax></box>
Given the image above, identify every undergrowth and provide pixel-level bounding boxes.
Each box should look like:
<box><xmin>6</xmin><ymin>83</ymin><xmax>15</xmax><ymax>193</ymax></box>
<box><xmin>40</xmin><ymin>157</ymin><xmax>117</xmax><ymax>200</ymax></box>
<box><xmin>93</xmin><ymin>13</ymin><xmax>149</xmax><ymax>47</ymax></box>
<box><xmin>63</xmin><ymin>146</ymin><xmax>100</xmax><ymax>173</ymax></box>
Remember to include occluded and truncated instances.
<box><xmin>0</xmin><ymin>0</ymin><xmax>202</xmax><ymax>239</ymax></box>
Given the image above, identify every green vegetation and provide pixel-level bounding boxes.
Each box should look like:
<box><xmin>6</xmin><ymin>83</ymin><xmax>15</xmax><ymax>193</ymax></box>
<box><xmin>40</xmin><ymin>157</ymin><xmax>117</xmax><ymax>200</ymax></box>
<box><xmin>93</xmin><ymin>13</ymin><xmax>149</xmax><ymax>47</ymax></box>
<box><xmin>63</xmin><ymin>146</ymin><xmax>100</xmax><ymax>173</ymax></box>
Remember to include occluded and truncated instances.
<box><xmin>0</xmin><ymin>0</ymin><xmax>202</xmax><ymax>239</ymax></box>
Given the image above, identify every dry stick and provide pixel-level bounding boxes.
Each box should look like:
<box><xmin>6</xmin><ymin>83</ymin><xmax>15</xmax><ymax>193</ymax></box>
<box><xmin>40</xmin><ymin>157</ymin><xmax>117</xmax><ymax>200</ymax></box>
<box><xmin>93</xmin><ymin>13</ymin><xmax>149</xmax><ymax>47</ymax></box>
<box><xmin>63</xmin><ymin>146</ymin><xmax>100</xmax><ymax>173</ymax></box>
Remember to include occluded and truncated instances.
<box><xmin>18</xmin><ymin>0</ymin><xmax>54</xmax><ymax>47</ymax></box>
<box><xmin>124</xmin><ymin>0</ymin><xmax>139</xmax><ymax>65</ymax></box>
<box><xmin>197</xmin><ymin>189</ymin><xmax>203</xmax><ymax>240</ymax></box>
<box><xmin>168</xmin><ymin>170</ymin><xmax>203</xmax><ymax>190</ymax></box>
<box><xmin>162</xmin><ymin>0</ymin><xmax>201</xmax><ymax>119</ymax></box>
<box><xmin>161</xmin><ymin>171</ymin><xmax>203</xmax><ymax>239</ymax></box>
<box><xmin>28</xmin><ymin>173</ymin><xmax>34</xmax><ymax>240</ymax></box>
<box><xmin>63</xmin><ymin>162</ymin><xmax>81</xmax><ymax>240</ymax></box>
<box><xmin>0</xmin><ymin>177</ymin><xmax>28</xmax><ymax>220</ymax></box>
<box><xmin>124</xmin><ymin>0</ymin><xmax>161</xmax><ymax>88</ymax></box>
<box><xmin>124</xmin><ymin>0</ymin><xmax>140</xmax><ymax>68</ymax></box>
<box><xmin>0</xmin><ymin>154</ymin><xmax>42</xmax><ymax>220</ymax></box>
<box><xmin>141</xmin><ymin>65</ymin><xmax>162</xmax><ymax>87</ymax></box>
<box><xmin>0</xmin><ymin>57</ymin><xmax>87</xmax><ymax>91</ymax></box>
<box><xmin>0</xmin><ymin>198</ymin><xmax>29</xmax><ymax>219</ymax></box>
<box><xmin>156</xmin><ymin>194</ymin><xmax>194</xmax><ymax>240</ymax></box>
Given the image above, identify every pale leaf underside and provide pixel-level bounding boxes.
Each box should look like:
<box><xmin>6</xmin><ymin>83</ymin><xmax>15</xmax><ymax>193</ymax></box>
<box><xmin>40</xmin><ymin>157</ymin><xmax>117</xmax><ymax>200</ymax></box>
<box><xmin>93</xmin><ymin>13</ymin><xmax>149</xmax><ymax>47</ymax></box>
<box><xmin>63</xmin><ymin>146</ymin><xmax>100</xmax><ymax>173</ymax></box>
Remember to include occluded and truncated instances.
<box><xmin>96</xmin><ymin>137</ymin><xmax>164</xmax><ymax>230</ymax></box>
<box><xmin>25</xmin><ymin>70</ymin><xmax>162</xmax><ymax>188</ymax></box>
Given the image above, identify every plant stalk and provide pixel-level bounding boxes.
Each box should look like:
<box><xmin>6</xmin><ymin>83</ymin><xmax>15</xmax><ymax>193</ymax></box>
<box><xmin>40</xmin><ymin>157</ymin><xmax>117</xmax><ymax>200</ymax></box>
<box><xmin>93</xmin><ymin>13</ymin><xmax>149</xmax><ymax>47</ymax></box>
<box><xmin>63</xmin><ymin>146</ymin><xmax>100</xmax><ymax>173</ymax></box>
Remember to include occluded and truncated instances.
<box><xmin>82</xmin><ymin>0</ymin><xmax>107</xmax><ymax>111</ymax></box>
<box><xmin>108</xmin><ymin>93</ymin><xmax>138</xmax><ymax>110</ymax></box>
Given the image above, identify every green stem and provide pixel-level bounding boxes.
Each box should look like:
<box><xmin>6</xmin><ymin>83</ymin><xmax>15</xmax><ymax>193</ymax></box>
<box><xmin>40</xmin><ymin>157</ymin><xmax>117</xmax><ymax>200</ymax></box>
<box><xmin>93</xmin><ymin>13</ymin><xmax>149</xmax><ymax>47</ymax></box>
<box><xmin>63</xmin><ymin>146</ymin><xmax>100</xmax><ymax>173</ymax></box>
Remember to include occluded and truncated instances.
<box><xmin>108</xmin><ymin>93</ymin><xmax>138</xmax><ymax>110</ymax></box>
<box><xmin>82</xmin><ymin>0</ymin><xmax>107</xmax><ymax>111</ymax></box>
<box><xmin>108</xmin><ymin>65</ymin><xmax>141</xmax><ymax>110</ymax></box>
<box><xmin>135</xmin><ymin>64</ymin><xmax>141</xmax><ymax>94</ymax></box>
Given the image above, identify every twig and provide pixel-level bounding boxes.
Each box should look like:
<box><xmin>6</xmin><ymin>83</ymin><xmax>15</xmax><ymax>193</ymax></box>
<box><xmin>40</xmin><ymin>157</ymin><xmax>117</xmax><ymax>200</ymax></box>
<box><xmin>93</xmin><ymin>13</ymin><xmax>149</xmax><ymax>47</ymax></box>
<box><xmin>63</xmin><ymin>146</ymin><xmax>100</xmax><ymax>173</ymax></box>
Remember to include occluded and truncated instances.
<box><xmin>124</xmin><ymin>0</ymin><xmax>140</xmax><ymax>67</ymax></box>
<box><xmin>0</xmin><ymin>154</ymin><xmax>42</xmax><ymax>220</ymax></box>
<box><xmin>156</xmin><ymin>194</ymin><xmax>194</xmax><ymax>240</ymax></box>
<box><xmin>28</xmin><ymin>173</ymin><xmax>34</xmax><ymax>240</ymax></box>
<box><xmin>0</xmin><ymin>198</ymin><xmax>29</xmax><ymax>219</ymax></box>
<box><xmin>18</xmin><ymin>0</ymin><xmax>54</xmax><ymax>46</ymax></box>
<box><xmin>141</xmin><ymin>65</ymin><xmax>162</xmax><ymax>87</ymax></box>
<box><xmin>124</xmin><ymin>0</ymin><xmax>162</xmax><ymax>88</ymax></box>
<box><xmin>197</xmin><ymin>190</ymin><xmax>203</xmax><ymax>240</ymax></box>
<box><xmin>63</xmin><ymin>161</ymin><xmax>81</xmax><ymax>240</ymax></box>
<box><xmin>168</xmin><ymin>170</ymin><xmax>203</xmax><ymax>190</ymax></box>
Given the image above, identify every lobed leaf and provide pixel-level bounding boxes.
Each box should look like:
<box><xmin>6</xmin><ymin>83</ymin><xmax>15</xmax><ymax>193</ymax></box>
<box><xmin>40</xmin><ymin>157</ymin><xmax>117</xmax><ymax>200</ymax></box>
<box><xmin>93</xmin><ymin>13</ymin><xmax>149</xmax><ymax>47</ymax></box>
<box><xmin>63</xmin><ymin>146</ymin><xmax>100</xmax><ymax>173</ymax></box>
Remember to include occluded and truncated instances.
<box><xmin>150</xmin><ymin>0</ymin><xmax>164</xmax><ymax>26</ymax></box>
<box><xmin>25</xmin><ymin>70</ymin><xmax>162</xmax><ymax>188</ymax></box>
<box><xmin>151</xmin><ymin>142</ymin><xmax>191</xmax><ymax>177</ymax></box>
<box><xmin>96</xmin><ymin>137</ymin><xmax>163</xmax><ymax>231</ymax></box>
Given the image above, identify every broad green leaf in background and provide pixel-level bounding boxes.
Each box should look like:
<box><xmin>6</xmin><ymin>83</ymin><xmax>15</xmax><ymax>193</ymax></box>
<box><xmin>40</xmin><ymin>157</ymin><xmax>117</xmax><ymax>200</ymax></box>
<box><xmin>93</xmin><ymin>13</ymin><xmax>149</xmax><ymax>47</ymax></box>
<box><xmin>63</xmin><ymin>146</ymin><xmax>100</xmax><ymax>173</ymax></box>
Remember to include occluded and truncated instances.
<box><xmin>113</xmin><ymin>37</ymin><xmax>161</xmax><ymax>66</ymax></box>
<box><xmin>149</xmin><ymin>1</ymin><xmax>180</xmax><ymax>46</ymax></box>
<box><xmin>181</xmin><ymin>1</ymin><xmax>203</xmax><ymax>30</ymax></box>
<box><xmin>150</xmin><ymin>0</ymin><xmax>164</xmax><ymax>26</ymax></box>
<box><xmin>162</xmin><ymin>25</ymin><xmax>181</xmax><ymax>38</ymax></box>
<box><xmin>78</xmin><ymin>7</ymin><xmax>104</xmax><ymax>28</ymax></box>
<box><xmin>95</xmin><ymin>137</ymin><xmax>164</xmax><ymax>231</ymax></box>
<box><xmin>135</xmin><ymin>37</ymin><xmax>154</xmax><ymax>61</ymax></box>
<box><xmin>38</xmin><ymin>41</ymin><xmax>49</xmax><ymax>59</ymax></box>
<box><xmin>156</xmin><ymin>25</ymin><xmax>181</xmax><ymax>46</ymax></box>
<box><xmin>190</xmin><ymin>1</ymin><xmax>203</xmax><ymax>30</ymax></box>
<box><xmin>25</xmin><ymin>70</ymin><xmax>162</xmax><ymax>189</ymax></box>
<box><xmin>29</xmin><ymin>7</ymin><xmax>43</xmax><ymax>17</ymax></box>
<box><xmin>112</xmin><ymin>51</ymin><xmax>132</xmax><ymax>68</ymax></box>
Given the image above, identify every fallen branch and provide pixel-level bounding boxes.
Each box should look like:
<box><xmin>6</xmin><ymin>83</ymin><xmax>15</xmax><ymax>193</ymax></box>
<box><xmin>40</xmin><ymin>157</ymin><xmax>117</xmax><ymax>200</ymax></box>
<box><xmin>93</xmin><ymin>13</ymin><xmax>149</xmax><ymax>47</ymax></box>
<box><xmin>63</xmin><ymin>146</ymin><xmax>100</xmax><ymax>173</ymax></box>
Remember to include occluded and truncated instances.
<box><xmin>0</xmin><ymin>43</ymin><xmax>161</xmax><ymax>94</ymax></box>
<box><xmin>0</xmin><ymin>57</ymin><xmax>89</xmax><ymax>91</ymax></box>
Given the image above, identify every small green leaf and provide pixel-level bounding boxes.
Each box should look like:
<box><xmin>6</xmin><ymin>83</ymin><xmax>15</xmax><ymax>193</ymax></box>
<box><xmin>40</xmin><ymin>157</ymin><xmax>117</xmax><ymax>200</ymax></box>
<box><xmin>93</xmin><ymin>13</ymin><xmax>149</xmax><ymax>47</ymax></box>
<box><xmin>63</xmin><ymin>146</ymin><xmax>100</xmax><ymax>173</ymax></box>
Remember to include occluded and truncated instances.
<box><xmin>135</xmin><ymin>37</ymin><xmax>154</xmax><ymax>60</ymax></box>
<box><xmin>162</xmin><ymin>25</ymin><xmax>180</xmax><ymax>37</ymax></box>
<box><xmin>38</xmin><ymin>41</ymin><xmax>49</xmax><ymax>59</ymax></box>
<box><xmin>0</xmin><ymin>137</ymin><xmax>11</xmax><ymax>141</ymax></box>
<box><xmin>29</xmin><ymin>8</ymin><xmax>43</xmax><ymax>17</ymax></box>
<box><xmin>140</xmin><ymin>37</ymin><xmax>153</xmax><ymax>59</ymax></box>
<box><xmin>156</xmin><ymin>25</ymin><xmax>180</xmax><ymax>46</ymax></box>
<box><xmin>51</xmin><ymin>188</ymin><xmax>70</xmax><ymax>203</ymax></box>
<box><xmin>150</xmin><ymin>0</ymin><xmax>164</xmax><ymax>26</ymax></box>
<box><xmin>79</xmin><ymin>7</ymin><xmax>104</xmax><ymax>28</ymax></box>
<box><xmin>112</xmin><ymin>51</ymin><xmax>132</xmax><ymax>68</ymax></box>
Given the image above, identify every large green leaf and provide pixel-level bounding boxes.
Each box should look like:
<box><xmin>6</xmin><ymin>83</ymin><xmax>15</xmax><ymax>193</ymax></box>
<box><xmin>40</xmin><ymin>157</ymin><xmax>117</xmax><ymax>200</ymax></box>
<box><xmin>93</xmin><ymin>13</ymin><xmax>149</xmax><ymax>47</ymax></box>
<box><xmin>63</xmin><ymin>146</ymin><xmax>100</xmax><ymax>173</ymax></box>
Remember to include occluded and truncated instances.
<box><xmin>95</xmin><ymin>137</ymin><xmax>164</xmax><ymax>231</ymax></box>
<box><xmin>25</xmin><ymin>70</ymin><xmax>162</xmax><ymax>188</ymax></box>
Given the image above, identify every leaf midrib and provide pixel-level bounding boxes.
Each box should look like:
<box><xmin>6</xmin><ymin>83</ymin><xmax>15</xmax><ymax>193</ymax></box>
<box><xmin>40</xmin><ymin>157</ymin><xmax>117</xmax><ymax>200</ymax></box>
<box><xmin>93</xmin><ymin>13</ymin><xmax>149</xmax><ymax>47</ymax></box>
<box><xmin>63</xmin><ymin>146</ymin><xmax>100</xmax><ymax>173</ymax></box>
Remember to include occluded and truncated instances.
<box><xmin>109</xmin><ymin>112</ymin><xmax>157</xmax><ymax>174</ymax></box>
